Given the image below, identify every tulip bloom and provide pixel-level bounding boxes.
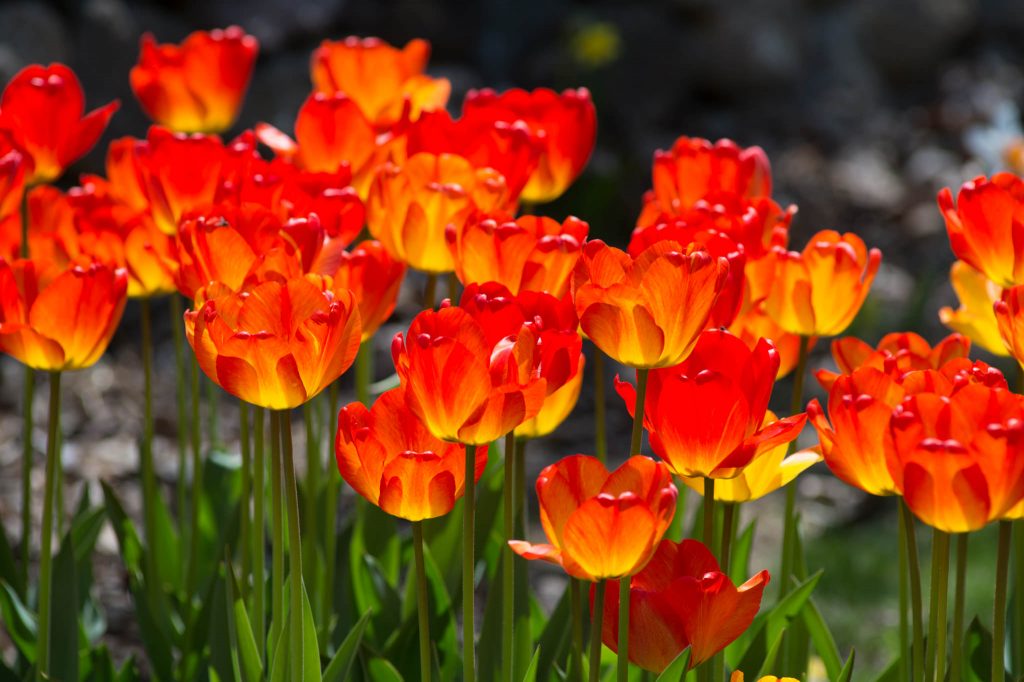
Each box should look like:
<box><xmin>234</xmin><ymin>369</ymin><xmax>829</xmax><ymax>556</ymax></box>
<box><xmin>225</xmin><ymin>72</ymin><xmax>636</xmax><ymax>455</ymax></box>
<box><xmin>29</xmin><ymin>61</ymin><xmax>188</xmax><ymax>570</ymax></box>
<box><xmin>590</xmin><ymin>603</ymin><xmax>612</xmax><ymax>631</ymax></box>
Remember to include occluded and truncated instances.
<box><xmin>764</xmin><ymin>230</ymin><xmax>881</xmax><ymax>337</ymax></box>
<box><xmin>329</xmin><ymin>240</ymin><xmax>406</xmax><ymax>340</ymax></box>
<box><xmin>574</xmin><ymin>240</ymin><xmax>730</xmax><ymax>368</ymax></box>
<box><xmin>939</xmin><ymin>261</ymin><xmax>1009</xmax><ymax>357</ymax></box>
<box><xmin>995</xmin><ymin>285</ymin><xmax>1024</xmax><ymax>366</ymax></box>
<box><xmin>731</xmin><ymin>675</ymin><xmax>799</xmax><ymax>682</ymax></box>
<box><xmin>185</xmin><ymin>276</ymin><xmax>362</xmax><ymax>409</ymax></box>
<box><xmin>0</xmin><ymin>259</ymin><xmax>127</xmax><ymax>371</ymax></box>
<box><xmin>367</xmin><ymin>153</ymin><xmax>513</xmax><ymax>274</ymax></box>
<box><xmin>815</xmin><ymin>332</ymin><xmax>971</xmax><ymax>391</ymax></box>
<box><xmin>596</xmin><ymin>539</ymin><xmax>769</xmax><ymax>671</ymax></box>
<box><xmin>617</xmin><ymin>330</ymin><xmax>805</xmax><ymax>478</ymax></box>
<box><xmin>939</xmin><ymin>173</ymin><xmax>1024</xmax><ymax>288</ymax></box>
<box><xmin>0</xmin><ymin>64</ymin><xmax>118</xmax><ymax>184</ymax></box>
<box><xmin>462</xmin><ymin>87</ymin><xmax>597</xmax><ymax>203</ymax></box>
<box><xmin>509</xmin><ymin>455</ymin><xmax>677</xmax><ymax>581</ymax></box>
<box><xmin>130</xmin><ymin>27</ymin><xmax>258</xmax><ymax>134</ymax></box>
<box><xmin>446</xmin><ymin>214</ymin><xmax>588</xmax><ymax>297</ymax></box>
<box><xmin>515</xmin><ymin>354</ymin><xmax>585</xmax><ymax>439</ymax></box>
<box><xmin>335</xmin><ymin>386</ymin><xmax>486</xmax><ymax>520</ymax></box>
<box><xmin>887</xmin><ymin>383</ymin><xmax>1024</xmax><ymax>532</ymax></box>
<box><xmin>729</xmin><ymin>295</ymin><xmax>812</xmax><ymax>380</ymax></box>
<box><xmin>310</xmin><ymin>36</ymin><xmax>450</xmax><ymax>129</ymax></box>
<box><xmin>0</xmin><ymin>131</ymin><xmax>26</xmax><ymax>220</ymax></box>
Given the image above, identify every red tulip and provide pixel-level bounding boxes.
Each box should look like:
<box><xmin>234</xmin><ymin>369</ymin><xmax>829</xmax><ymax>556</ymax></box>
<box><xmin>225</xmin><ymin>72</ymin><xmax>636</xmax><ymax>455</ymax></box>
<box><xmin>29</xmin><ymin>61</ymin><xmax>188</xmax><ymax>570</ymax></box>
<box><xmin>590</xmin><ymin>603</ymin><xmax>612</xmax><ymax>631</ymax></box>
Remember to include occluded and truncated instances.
<box><xmin>815</xmin><ymin>332</ymin><xmax>971</xmax><ymax>392</ymax></box>
<box><xmin>328</xmin><ymin>240</ymin><xmax>406</xmax><ymax>340</ymax></box>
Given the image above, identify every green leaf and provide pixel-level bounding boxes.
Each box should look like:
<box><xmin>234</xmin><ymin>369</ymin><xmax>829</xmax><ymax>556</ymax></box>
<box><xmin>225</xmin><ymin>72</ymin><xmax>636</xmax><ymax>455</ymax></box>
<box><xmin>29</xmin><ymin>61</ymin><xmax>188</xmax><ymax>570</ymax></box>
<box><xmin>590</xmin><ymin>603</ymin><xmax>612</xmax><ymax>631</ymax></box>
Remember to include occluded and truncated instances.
<box><xmin>365</xmin><ymin>657</ymin><xmax>404</xmax><ymax>682</ymax></box>
<box><xmin>521</xmin><ymin>648</ymin><xmax>541</xmax><ymax>682</ymax></box>
<box><xmin>226</xmin><ymin>561</ymin><xmax>263</xmax><ymax>682</ymax></box>
<box><xmin>728</xmin><ymin>571</ymin><xmax>823</xmax><ymax>672</ymax></box>
<box><xmin>836</xmin><ymin>649</ymin><xmax>856</xmax><ymax>682</ymax></box>
<box><xmin>963</xmin><ymin>616</ymin><xmax>1009</xmax><ymax>682</ymax></box>
<box><xmin>300</xmin><ymin>580</ymin><xmax>323</xmax><ymax>682</ymax></box>
<box><xmin>0</xmin><ymin>515</ymin><xmax>20</xmax><ymax>594</ymax></box>
<box><xmin>655</xmin><ymin>648</ymin><xmax>691</xmax><ymax>682</ymax></box>
<box><xmin>729</xmin><ymin>520</ymin><xmax>756</xmax><ymax>582</ymax></box>
<box><xmin>50</xmin><ymin>531</ymin><xmax>80</xmax><ymax>682</ymax></box>
<box><xmin>0</xmin><ymin>579</ymin><xmax>36</xmax><ymax>660</ymax></box>
<box><xmin>800</xmin><ymin>595</ymin><xmax>841</xmax><ymax>680</ymax></box>
<box><xmin>537</xmin><ymin>582</ymin><xmax>573</xmax><ymax>679</ymax></box>
<box><xmin>207</xmin><ymin>565</ymin><xmax>237</xmax><ymax>682</ymax></box>
<box><xmin>322</xmin><ymin>611</ymin><xmax>371</xmax><ymax>682</ymax></box>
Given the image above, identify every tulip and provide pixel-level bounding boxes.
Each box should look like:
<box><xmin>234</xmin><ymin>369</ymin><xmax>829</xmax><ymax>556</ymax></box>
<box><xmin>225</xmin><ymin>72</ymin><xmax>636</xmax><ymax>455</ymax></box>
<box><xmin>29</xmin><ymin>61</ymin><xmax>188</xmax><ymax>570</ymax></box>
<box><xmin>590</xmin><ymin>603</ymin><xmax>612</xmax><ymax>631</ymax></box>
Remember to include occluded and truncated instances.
<box><xmin>446</xmin><ymin>214</ymin><xmax>588</xmax><ymax>297</ymax></box>
<box><xmin>0</xmin><ymin>132</ymin><xmax>27</xmax><ymax>238</ymax></box>
<box><xmin>367</xmin><ymin>153</ymin><xmax>514</xmax><ymax>274</ymax></box>
<box><xmin>130</xmin><ymin>27</ymin><xmax>258</xmax><ymax>134</ymax></box>
<box><xmin>310</xmin><ymin>36</ymin><xmax>450</xmax><ymax>129</ymax></box>
<box><xmin>0</xmin><ymin>63</ymin><xmax>118</xmax><ymax>184</ymax></box>
<box><xmin>574</xmin><ymin>240</ymin><xmax>730</xmax><ymax>369</ymax></box>
<box><xmin>509</xmin><ymin>455</ymin><xmax>677</xmax><ymax>580</ymax></box>
<box><xmin>595</xmin><ymin>538</ymin><xmax>770</xmax><ymax>671</ymax></box>
<box><xmin>462</xmin><ymin>87</ymin><xmax>597</xmax><ymax>203</ymax></box>
<box><xmin>939</xmin><ymin>173</ymin><xmax>1024</xmax><ymax>288</ymax></box>
<box><xmin>815</xmin><ymin>332</ymin><xmax>971</xmax><ymax>392</ymax></box>
<box><xmin>939</xmin><ymin>260</ymin><xmax>1009</xmax><ymax>357</ymax></box>
<box><xmin>515</xmin><ymin>354</ymin><xmax>585</xmax><ymax>439</ymax></box>
<box><xmin>887</xmin><ymin>383</ymin><xmax>1024</xmax><ymax>533</ymax></box>
<box><xmin>616</xmin><ymin>329</ymin><xmax>805</xmax><ymax>479</ymax></box>
<box><xmin>328</xmin><ymin>240</ymin><xmax>406</xmax><ymax>340</ymax></box>
<box><xmin>729</xmin><ymin>295</ymin><xmax>812</xmax><ymax>379</ymax></box>
<box><xmin>764</xmin><ymin>230</ymin><xmax>881</xmax><ymax>337</ymax></box>
<box><xmin>0</xmin><ymin>259</ymin><xmax>127</xmax><ymax>371</ymax></box>
<box><xmin>730</xmin><ymin>675</ymin><xmax>799</xmax><ymax>682</ymax></box>
<box><xmin>185</xmin><ymin>276</ymin><xmax>362</xmax><ymax>410</ymax></box>
<box><xmin>336</xmin><ymin>385</ymin><xmax>486</xmax><ymax>520</ymax></box>
<box><xmin>995</xmin><ymin>284</ymin><xmax>1024</xmax><ymax>367</ymax></box>
<box><xmin>287</xmin><ymin>92</ymin><xmax>379</xmax><ymax>185</ymax></box>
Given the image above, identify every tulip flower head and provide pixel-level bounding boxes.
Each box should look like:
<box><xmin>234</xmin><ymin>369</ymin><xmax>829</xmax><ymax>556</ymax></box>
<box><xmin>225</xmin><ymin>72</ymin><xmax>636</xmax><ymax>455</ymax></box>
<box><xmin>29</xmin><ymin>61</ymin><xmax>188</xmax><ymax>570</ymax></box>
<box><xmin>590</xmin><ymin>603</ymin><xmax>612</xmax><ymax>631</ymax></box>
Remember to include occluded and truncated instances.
<box><xmin>995</xmin><ymin>284</ymin><xmax>1024</xmax><ymax>367</ymax></box>
<box><xmin>328</xmin><ymin>240</ymin><xmax>406</xmax><ymax>340</ymax></box>
<box><xmin>574</xmin><ymin>239</ymin><xmax>730</xmax><ymax>369</ymax></box>
<box><xmin>939</xmin><ymin>260</ymin><xmax>1009</xmax><ymax>357</ymax></box>
<box><xmin>596</xmin><ymin>538</ymin><xmax>769</xmax><ymax>671</ymax></box>
<box><xmin>730</xmin><ymin>674</ymin><xmax>798</xmax><ymax>682</ymax></box>
<box><xmin>0</xmin><ymin>132</ymin><xmax>26</xmax><ymax>222</ymax></box>
<box><xmin>0</xmin><ymin>258</ymin><xmax>127</xmax><ymax>371</ymax></box>
<box><xmin>509</xmin><ymin>455</ymin><xmax>677</xmax><ymax>581</ymax></box>
<box><xmin>185</xmin><ymin>276</ymin><xmax>362</xmax><ymax>409</ymax></box>
<box><xmin>764</xmin><ymin>230</ymin><xmax>881</xmax><ymax>337</ymax></box>
<box><xmin>939</xmin><ymin>173</ymin><xmax>1024</xmax><ymax>288</ymax></box>
<box><xmin>648</xmin><ymin>137</ymin><xmax>772</xmax><ymax>213</ymax></box>
<box><xmin>0</xmin><ymin>63</ymin><xmax>119</xmax><ymax>184</ymax></box>
<box><xmin>617</xmin><ymin>329</ymin><xmax>806</xmax><ymax>479</ymax></box>
<box><xmin>729</xmin><ymin>294</ymin><xmax>813</xmax><ymax>380</ymax></box>
<box><xmin>815</xmin><ymin>332</ymin><xmax>971</xmax><ymax>391</ymax></box>
<box><xmin>335</xmin><ymin>386</ymin><xmax>486</xmax><ymax>521</ymax></box>
<box><xmin>462</xmin><ymin>87</ymin><xmax>597</xmax><ymax>203</ymax></box>
<box><xmin>130</xmin><ymin>27</ymin><xmax>259</xmax><ymax>134</ymax></box>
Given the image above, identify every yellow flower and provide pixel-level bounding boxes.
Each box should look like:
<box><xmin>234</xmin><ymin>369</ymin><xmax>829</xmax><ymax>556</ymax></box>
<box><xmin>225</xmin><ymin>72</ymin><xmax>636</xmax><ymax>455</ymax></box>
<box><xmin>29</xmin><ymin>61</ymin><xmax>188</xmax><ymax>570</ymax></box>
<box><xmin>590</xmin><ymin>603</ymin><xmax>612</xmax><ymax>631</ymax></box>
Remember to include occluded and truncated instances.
<box><xmin>730</xmin><ymin>672</ymin><xmax>800</xmax><ymax>682</ymax></box>
<box><xmin>939</xmin><ymin>260</ymin><xmax>1009</xmax><ymax>357</ymax></box>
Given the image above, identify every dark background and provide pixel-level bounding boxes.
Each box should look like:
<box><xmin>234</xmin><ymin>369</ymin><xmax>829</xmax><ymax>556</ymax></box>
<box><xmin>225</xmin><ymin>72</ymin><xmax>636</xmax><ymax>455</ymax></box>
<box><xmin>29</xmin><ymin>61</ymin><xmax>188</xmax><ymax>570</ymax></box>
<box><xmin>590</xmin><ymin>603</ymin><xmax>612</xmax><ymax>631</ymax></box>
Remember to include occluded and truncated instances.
<box><xmin>1</xmin><ymin>0</ymin><xmax>1022</xmax><ymax>676</ymax></box>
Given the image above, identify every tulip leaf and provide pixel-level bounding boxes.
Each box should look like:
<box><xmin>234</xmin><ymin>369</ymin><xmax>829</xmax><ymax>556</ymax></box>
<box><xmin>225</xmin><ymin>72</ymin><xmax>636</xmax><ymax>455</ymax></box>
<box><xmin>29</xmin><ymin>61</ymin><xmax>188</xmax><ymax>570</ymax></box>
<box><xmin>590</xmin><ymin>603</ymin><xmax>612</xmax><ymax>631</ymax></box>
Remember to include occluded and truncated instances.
<box><xmin>207</xmin><ymin>564</ymin><xmax>237</xmax><ymax>682</ymax></box>
<box><xmin>655</xmin><ymin>648</ymin><xmax>691</xmax><ymax>682</ymax></box>
<box><xmin>0</xmin><ymin>517</ymin><xmax>19</xmax><ymax>596</ymax></box>
<box><xmin>800</xmin><ymin>594</ymin><xmax>842</xmax><ymax>680</ymax></box>
<box><xmin>322</xmin><ymin>610</ymin><xmax>371</xmax><ymax>682</ymax></box>
<box><xmin>729</xmin><ymin>520</ymin><xmax>757</xmax><ymax>582</ymax></box>
<box><xmin>226</xmin><ymin>559</ymin><xmax>263</xmax><ymax>682</ymax></box>
<box><xmin>365</xmin><ymin>657</ymin><xmax>404</xmax><ymax>681</ymax></box>
<box><xmin>728</xmin><ymin>570</ymin><xmax>822</xmax><ymax>672</ymax></box>
<box><xmin>49</xmin><ymin>530</ymin><xmax>80</xmax><ymax>682</ymax></box>
<box><xmin>0</xmin><ymin>579</ymin><xmax>36</xmax><ymax>660</ymax></box>
<box><xmin>301</xmin><ymin>579</ymin><xmax>324</xmax><ymax>682</ymax></box>
<box><xmin>836</xmin><ymin>648</ymin><xmax>856</xmax><ymax>682</ymax></box>
<box><xmin>537</xmin><ymin>580</ymin><xmax>573</xmax><ymax>678</ymax></box>
<box><xmin>521</xmin><ymin>647</ymin><xmax>541</xmax><ymax>682</ymax></box>
<box><xmin>962</xmin><ymin>616</ymin><xmax>1010</xmax><ymax>682</ymax></box>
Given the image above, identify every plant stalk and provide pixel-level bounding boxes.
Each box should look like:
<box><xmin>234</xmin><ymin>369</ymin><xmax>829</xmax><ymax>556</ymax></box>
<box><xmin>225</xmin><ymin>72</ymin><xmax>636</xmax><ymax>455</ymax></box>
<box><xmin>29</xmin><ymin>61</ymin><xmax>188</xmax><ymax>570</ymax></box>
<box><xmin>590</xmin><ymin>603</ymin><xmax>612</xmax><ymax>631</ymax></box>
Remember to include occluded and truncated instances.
<box><xmin>280</xmin><ymin>410</ymin><xmax>305</xmax><ymax>682</ymax></box>
<box><xmin>463</xmin><ymin>442</ymin><xmax>477</xmax><ymax>682</ymax></box>
<box><xmin>994</xmin><ymin>520</ymin><xmax>1012</xmax><ymax>682</ymax></box>
<box><xmin>589</xmin><ymin>581</ymin><xmax>606</xmax><ymax>682</ymax></box>
<box><xmin>34</xmin><ymin>371</ymin><xmax>60</xmax><ymax>682</ymax></box>
<box><xmin>413</xmin><ymin>521</ymin><xmax>432</xmax><ymax>682</ymax></box>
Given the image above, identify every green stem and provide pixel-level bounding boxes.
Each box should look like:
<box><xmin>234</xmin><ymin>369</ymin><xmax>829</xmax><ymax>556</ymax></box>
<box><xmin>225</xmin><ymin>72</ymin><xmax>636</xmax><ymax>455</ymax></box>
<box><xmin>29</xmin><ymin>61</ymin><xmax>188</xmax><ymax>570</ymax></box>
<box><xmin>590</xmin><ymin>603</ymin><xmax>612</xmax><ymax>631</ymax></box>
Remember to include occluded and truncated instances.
<box><xmin>721</xmin><ymin>503</ymin><xmax>736</xmax><ymax>580</ymax></box>
<box><xmin>928</xmin><ymin>530</ymin><xmax>950</xmax><ymax>682</ymax></box>
<box><xmin>503</xmin><ymin>431</ymin><xmax>516</xmax><ymax>682</ymax></box>
<box><xmin>185</xmin><ymin>354</ymin><xmax>203</xmax><ymax>601</ymax></box>
<box><xmin>302</xmin><ymin>402</ymin><xmax>319</xmax><ymax>592</ymax></box>
<box><xmin>994</xmin><ymin>520</ymin><xmax>1012</xmax><ymax>682</ymax></box>
<box><xmin>515</xmin><ymin>439</ymin><xmax>527</xmax><ymax>536</ymax></box>
<box><xmin>19</xmin><ymin>367</ymin><xmax>34</xmax><ymax>592</ymax></box>
<box><xmin>703</xmin><ymin>478</ymin><xmax>716</xmax><ymax>552</ymax></box>
<box><xmin>570</xmin><ymin>579</ymin><xmax>584</xmax><ymax>682</ymax></box>
<box><xmin>629</xmin><ymin>369</ymin><xmax>649</xmax><ymax>456</ymax></box>
<box><xmin>448</xmin><ymin>271</ymin><xmax>459</xmax><ymax>302</ymax></box>
<box><xmin>779</xmin><ymin>334</ymin><xmax>810</xmax><ymax>600</ymax></box>
<box><xmin>171</xmin><ymin>295</ymin><xmax>188</xmax><ymax>534</ymax></box>
<box><xmin>269</xmin><ymin>410</ymin><xmax>284</xmax><ymax>669</ymax></box>
<box><xmin>321</xmin><ymin>382</ymin><xmax>341</xmax><ymax>635</ymax></box>
<box><xmin>901</xmin><ymin>500</ymin><xmax>925</xmax><ymax>682</ymax></box>
<box><xmin>594</xmin><ymin>349</ymin><xmax>606</xmax><ymax>463</ymax></box>
<box><xmin>279</xmin><ymin>410</ymin><xmax>304</xmax><ymax>682</ymax></box>
<box><xmin>617</xmin><ymin>575</ymin><xmax>631</xmax><ymax>682</ymax></box>
<box><xmin>355</xmin><ymin>343</ymin><xmax>372</xmax><ymax>406</ymax></box>
<box><xmin>589</xmin><ymin>581</ymin><xmax>606</xmax><ymax>682</ymax></box>
<box><xmin>899</xmin><ymin>498</ymin><xmax>910</xmax><ymax>682</ymax></box>
<box><xmin>423</xmin><ymin>274</ymin><xmax>437</xmax><ymax>310</ymax></box>
<box><xmin>252</xmin><ymin>407</ymin><xmax>266</xmax><ymax>664</ymax></box>
<box><xmin>949</xmin><ymin>533</ymin><xmax>967</xmax><ymax>682</ymax></box>
<box><xmin>413</xmin><ymin>521</ymin><xmax>432</xmax><ymax>682</ymax></box>
<box><xmin>1013</xmin><ymin>520</ymin><xmax>1024</xmax><ymax>674</ymax></box>
<box><xmin>34</xmin><ymin>371</ymin><xmax>60</xmax><ymax>682</ymax></box>
<box><xmin>239</xmin><ymin>401</ymin><xmax>252</xmax><ymax>595</ymax></box>
<box><xmin>140</xmin><ymin>299</ymin><xmax>162</xmax><ymax>592</ymax></box>
<box><xmin>205</xmin><ymin>374</ymin><xmax>219</xmax><ymax>448</ymax></box>
<box><xmin>463</xmin><ymin>443</ymin><xmax>477</xmax><ymax>682</ymax></box>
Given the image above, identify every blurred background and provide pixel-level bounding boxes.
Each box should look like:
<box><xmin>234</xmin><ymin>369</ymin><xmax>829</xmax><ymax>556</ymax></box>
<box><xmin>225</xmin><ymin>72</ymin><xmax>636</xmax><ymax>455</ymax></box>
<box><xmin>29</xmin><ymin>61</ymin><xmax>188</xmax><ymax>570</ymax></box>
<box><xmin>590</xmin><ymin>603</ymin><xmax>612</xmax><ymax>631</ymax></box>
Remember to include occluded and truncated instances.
<box><xmin>1</xmin><ymin>0</ymin><xmax>1023</xmax><ymax>676</ymax></box>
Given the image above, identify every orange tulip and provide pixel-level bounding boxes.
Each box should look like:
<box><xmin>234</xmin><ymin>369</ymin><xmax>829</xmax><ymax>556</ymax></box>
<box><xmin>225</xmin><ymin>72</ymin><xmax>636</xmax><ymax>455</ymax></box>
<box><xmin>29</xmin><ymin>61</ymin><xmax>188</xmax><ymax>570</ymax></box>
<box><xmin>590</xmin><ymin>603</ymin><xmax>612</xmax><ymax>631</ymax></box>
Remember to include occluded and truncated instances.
<box><xmin>185</xmin><ymin>276</ymin><xmax>362</xmax><ymax>409</ymax></box>
<box><xmin>763</xmin><ymin>230</ymin><xmax>881</xmax><ymax>337</ymax></box>
<box><xmin>310</xmin><ymin>36</ymin><xmax>450</xmax><ymax>129</ymax></box>
<box><xmin>815</xmin><ymin>332</ymin><xmax>971</xmax><ymax>392</ymax></box>
<box><xmin>0</xmin><ymin>131</ymin><xmax>27</xmax><ymax>221</ymax></box>
<box><xmin>328</xmin><ymin>240</ymin><xmax>406</xmax><ymax>340</ymax></box>
<box><xmin>939</xmin><ymin>260</ymin><xmax>1009</xmax><ymax>357</ymax></box>
<box><xmin>515</xmin><ymin>354</ymin><xmax>585</xmax><ymax>439</ymax></box>
<box><xmin>367</xmin><ymin>152</ymin><xmax>513</xmax><ymax>274</ymax></box>
<box><xmin>0</xmin><ymin>64</ymin><xmax>118</xmax><ymax>184</ymax></box>
<box><xmin>446</xmin><ymin>214</ymin><xmax>588</xmax><ymax>297</ymax></box>
<box><xmin>596</xmin><ymin>538</ymin><xmax>769</xmax><ymax>671</ymax></box>
<box><xmin>731</xmin><ymin>674</ymin><xmax>799</xmax><ymax>682</ymax></box>
<box><xmin>278</xmin><ymin>169</ymin><xmax>365</xmax><ymax>246</ymax></box>
<box><xmin>939</xmin><ymin>173</ymin><xmax>1024</xmax><ymax>288</ymax></box>
<box><xmin>573</xmin><ymin>240</ymin><xmax>730</xmax><ymax>368</ymax></box>
<box><xmin>887</xmin><ymin>382</ymin><xmax>1024</xmax><ymax>532</ymax></box>
<box><xmin>335</xmin><ymin>385</ymin><xmax>486</xmax><ymax>521</ymax></box>
<box><xmin>616</xmin><ymin>329</ymin><xmax>805</xmax><ymax>478</ymax></box>
<box><xmin>462</xmin><ymin>87</ymin><xmax>597</xmax><ymax>203</ymax></box>
<box><xmin>729</xmin><ymin>294</ymin><xmax>812</xmax><ymax>380</ymax></box>
<box><xmin>509</xmin><ymin>455</ymin><xmax>676</xmax><ymax>581</ymax></box>
<box><xmin>0</xmin><ymin>258</ymin><xmax>127</xmax><ymax>371</ymax></box>
<box><xmin>130</xmin><ymin>26</ymin><xmax>258</xmax><ymax>134</ymax></box>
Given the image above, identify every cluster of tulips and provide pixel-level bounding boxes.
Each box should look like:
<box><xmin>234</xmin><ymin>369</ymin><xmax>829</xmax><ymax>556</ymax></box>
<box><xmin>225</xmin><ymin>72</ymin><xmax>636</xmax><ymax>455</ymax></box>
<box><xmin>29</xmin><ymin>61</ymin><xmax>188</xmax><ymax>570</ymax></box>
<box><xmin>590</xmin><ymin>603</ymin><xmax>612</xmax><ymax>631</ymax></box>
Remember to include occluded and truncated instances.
<box><xmin>0</xmin><ymin>23</ymin><xmax>1023</xmax><ymax>682</ymax></box>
